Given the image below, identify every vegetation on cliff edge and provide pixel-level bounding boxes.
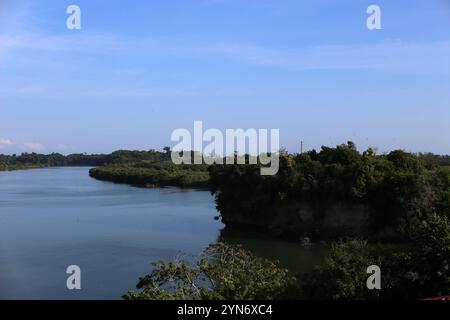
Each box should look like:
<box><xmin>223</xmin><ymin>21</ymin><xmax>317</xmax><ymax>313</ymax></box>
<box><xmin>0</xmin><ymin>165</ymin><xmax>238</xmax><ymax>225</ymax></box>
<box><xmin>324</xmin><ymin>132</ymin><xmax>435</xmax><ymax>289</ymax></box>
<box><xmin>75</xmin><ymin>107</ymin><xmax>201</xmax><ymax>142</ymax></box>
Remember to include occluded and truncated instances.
<box><xmin>209</xmin><ymin>142</ymin><xmax>450</xmax><ymax>241</ymax></box>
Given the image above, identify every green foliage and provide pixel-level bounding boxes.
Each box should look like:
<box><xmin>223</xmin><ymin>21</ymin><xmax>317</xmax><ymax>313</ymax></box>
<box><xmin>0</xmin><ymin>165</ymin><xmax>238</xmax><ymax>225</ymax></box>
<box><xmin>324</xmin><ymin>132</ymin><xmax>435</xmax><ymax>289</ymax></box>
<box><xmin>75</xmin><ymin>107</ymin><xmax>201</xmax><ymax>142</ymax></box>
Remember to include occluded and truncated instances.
<box><xmin>123</xmin><ymin>242</ymin><xmax>293</xmax><ymax>300</ymax></box>
<box><xmin>210</xmin><ymin>142</ymin><xmax>450</xmax><ymax>240</ymax></box>
<box><xmin>0</xmin><ymin>149</ymin><xmax>174</xmax><ymax>172</ymax></box>
<box><xmin>0</xmin><ymin>163</ymin><xmax>46</xmax><ymax>171</ymax></box>
<box><xmin>298</xmin><ymin>214</ymin><xmax>450</xmax><ymax>300</ymax></box>
<box><xmin>0</xmin><ymin>152</ymin><xmax>111</xmax><ymax>170</ymax></box>
<box><xmin>418</xmin><ymin>153</ymin><xmax>450</xmax><ymax>167</ymax></box>
<box><xmin>385</xmin><ymin>213</ymin><xmax>450</xmax><ymax>299</ymax></box>
<box><xmin>299</xmin><ymin>240</ymin><xmax>383</xmax><ymax>300</ymax></box>
<box><xmin>89</xmin><ymin>163</ymin><xmax>210</xmax><ymax>189</ymax></box>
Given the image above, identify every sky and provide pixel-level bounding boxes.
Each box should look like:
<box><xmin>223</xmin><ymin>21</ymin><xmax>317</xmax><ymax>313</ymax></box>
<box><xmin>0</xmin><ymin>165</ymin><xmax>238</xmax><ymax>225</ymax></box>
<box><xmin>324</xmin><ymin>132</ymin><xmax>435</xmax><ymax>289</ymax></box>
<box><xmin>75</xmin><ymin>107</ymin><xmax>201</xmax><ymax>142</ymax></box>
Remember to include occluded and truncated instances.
<box><xmin>0</xmin><ymin>0</ymin><xmax>449</xmax><ymax>155</ymax></box>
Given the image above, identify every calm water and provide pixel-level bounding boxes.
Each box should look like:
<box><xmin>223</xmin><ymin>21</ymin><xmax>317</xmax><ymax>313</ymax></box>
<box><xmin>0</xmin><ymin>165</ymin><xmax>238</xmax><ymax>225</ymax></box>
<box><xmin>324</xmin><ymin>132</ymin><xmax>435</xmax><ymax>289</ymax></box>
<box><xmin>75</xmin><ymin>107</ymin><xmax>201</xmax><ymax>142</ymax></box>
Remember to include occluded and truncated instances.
<box><xmin>0</xmin><ymin>167</ymin><xmax>326</xmax><ymax>299</ymax></box>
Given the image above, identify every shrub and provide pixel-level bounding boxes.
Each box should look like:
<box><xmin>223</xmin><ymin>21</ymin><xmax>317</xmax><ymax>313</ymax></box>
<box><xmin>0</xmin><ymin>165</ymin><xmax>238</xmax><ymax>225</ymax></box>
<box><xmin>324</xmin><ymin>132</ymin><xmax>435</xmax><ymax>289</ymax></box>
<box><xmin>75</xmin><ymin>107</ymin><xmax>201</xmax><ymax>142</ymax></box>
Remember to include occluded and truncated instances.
<box><xmin>123</xmin><ymin>242</ymin><xmax>293</xmax><ymax>300</ymax></box>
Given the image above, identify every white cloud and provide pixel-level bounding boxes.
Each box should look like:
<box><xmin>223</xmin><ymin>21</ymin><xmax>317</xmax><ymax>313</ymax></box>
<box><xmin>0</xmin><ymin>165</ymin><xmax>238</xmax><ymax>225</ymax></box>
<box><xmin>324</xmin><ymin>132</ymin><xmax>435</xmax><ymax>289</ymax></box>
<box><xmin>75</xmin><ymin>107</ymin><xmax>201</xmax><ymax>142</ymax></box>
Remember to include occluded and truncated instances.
<box><xmin>23</xmin><ymin>142</ymin><xmax>44</xmax><ymax>151</ymax></box>
<box><xmin>1</xmin><ymin>14</ymin><xmax>450</xmax><ymax>102</ymax></box>
<box><xmin>2</xmin><ymin>28</ymin><xmax>450</xmax><ymax>75</ymax></box>
<box><xmin>0</xmin><ymin>138</ymin><xmax>13</xmax><ymax>148</ymax></box>
<box><xmin>198</xmin><ymin>40</ymin><xmax>450</xmax><ymax>74</ymax></box>
<box><xmin>0</xmin><ymin>84</ymin><xmax>199</xmax><ymax>98</ymax></box>
<box><xmin>0</xmin><ymin>31</ymin><xmax>123</xmax><ymax>53</ymax></box>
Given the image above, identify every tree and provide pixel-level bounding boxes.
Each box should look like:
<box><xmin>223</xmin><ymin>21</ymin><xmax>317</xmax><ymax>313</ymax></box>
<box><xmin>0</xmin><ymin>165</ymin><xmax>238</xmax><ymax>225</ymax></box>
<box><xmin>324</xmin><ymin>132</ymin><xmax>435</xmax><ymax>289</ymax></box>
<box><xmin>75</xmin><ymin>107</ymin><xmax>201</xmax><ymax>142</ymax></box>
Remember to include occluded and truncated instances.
<box><xmin>123</xmin><ymin>242</ymin><xmax>293</xmax><ymax>300</ymax></box>
<box><xmin>298</xmin><ymin>240</ymin><xmax>383</xmax><ymax>300</ymax></box>
<box><xmin>298</xmin><ymin>214</ymin><xmax>450</xmax><ymax>300</ymax></box>
<box><xmin>385</xmin><ymin>213</ymin><xmax>450</xmax><ymax>299</ymax></box>
<box><xmin>209</xmin><ymin>142</ymin><xmax>450</xmax><ymax>241</ymax></box>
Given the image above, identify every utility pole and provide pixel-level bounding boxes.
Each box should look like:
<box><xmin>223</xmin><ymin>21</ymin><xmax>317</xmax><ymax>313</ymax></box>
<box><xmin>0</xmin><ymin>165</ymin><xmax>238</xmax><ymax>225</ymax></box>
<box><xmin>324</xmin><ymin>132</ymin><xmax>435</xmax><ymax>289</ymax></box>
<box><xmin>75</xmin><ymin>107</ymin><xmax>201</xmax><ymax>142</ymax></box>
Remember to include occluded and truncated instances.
<box><xmin>300</xmin><ymin>141</ymin><xmax>303</xmax><ymax>155</ymax></box>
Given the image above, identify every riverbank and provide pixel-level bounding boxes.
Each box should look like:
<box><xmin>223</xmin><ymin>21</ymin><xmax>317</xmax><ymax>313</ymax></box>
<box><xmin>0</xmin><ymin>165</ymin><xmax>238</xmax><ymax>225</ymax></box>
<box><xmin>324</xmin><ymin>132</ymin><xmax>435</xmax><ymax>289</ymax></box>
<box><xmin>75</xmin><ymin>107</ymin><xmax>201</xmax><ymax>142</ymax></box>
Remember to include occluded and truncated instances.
<box><xmin>0</xmin><ymin>164</ymin><xmax>47</xmax><ymax>171</ymax></box>
<box><xmin>89</xmin><ymin>165</ymin><xmax>209</xmax><ymax>189</ymax></box>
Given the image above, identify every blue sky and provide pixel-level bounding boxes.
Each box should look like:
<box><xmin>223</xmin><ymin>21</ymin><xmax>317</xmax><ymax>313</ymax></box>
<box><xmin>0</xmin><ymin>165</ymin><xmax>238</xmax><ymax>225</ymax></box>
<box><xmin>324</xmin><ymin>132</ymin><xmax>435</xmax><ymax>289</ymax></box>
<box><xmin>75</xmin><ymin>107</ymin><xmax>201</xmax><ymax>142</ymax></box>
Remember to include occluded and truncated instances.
<box><xmin>0</xmin><ymin>0</ymin><xmax>449</xmax><ymax>154</ymax></box>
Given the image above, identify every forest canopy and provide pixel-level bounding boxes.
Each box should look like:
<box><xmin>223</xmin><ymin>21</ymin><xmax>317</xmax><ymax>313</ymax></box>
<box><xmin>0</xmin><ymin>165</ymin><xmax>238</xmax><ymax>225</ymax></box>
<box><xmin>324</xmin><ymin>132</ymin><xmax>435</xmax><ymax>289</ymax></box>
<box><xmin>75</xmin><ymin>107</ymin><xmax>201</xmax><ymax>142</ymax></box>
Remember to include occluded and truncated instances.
<box><xmin>209</xmin><ymin>142</ymin><xmax>450</xmax><ymax>241</ymax></box>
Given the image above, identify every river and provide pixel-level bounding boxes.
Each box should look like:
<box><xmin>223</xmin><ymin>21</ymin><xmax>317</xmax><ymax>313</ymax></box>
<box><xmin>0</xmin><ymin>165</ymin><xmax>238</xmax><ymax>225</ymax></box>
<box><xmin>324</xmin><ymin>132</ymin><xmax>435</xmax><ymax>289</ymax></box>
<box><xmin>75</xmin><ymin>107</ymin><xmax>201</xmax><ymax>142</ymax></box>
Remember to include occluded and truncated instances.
<box><xmin>0</xmin><ymin>167</ymin><xmax>326</xmax><ymax>299</ymax></box>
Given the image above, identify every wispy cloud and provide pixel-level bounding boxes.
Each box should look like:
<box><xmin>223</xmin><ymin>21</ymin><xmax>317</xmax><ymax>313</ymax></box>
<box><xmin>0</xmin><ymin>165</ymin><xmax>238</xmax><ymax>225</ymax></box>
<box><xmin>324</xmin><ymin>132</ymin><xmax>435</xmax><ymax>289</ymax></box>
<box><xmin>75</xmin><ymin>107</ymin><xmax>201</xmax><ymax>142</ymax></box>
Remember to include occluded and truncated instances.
<box><xmin>0</xmin><ymin>83</ymin><xmax>199</xmax><ymax>98</ymax></box>
<box><xmin>2</xmin><ymin>28</ymin><xmax>449</xmax><ymax>74</ymax></box>
<box><xmin>199</xmin><ymin>40</ymin><xmax>450</xmax><ymax>74</ymax></box>
<box><xmin>23</xmin><ymin>142</ymin><xmax>44</xmax><ymax>151</ymax></box>
<box><xmin>0</xmin><ymin>32</ymin><xmax>124</xmax><ymax>53</ymax></box>
<box><xmin>1</xmin><ymin>4</ymin><xmax>450</xmax><ymax>102</ymax></box>
<box><xmin>0</xmin><ymin>138</ymin><xmax>13</xmax><ymax>148</ymax></box>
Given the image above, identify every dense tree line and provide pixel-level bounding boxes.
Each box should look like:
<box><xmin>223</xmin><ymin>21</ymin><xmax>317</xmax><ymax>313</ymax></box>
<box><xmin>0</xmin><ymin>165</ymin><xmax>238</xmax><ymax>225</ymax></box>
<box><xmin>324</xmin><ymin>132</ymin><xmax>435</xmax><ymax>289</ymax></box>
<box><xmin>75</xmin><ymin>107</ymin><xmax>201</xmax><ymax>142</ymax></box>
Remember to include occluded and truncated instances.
<box><xmin>0</xmin><ymin>152</ymin><xmax>108</xmax><ymax>170</ymax></box>
<box><xmin>88</xmin><ymin>150</ymin><xmax>210</xmax><ymax>189</ymax></box>
<box><xmin>209</xmin><ymin>142</ymin><xmax>450</xmax><ymax>241</ymax></box>
<box><xmin>418</xmin><ymin>152</ymin><xmax>450</xmax><ymax>167</ymax></box>
<box><xmin>0</xmin><ymin>149</ymin><xmax>171</xmax><ymax>171</ymax></box>
<box><xmin>89</xmin><ymin>164</ymin><xmax>209</xmax><ymax>189</ymax></box>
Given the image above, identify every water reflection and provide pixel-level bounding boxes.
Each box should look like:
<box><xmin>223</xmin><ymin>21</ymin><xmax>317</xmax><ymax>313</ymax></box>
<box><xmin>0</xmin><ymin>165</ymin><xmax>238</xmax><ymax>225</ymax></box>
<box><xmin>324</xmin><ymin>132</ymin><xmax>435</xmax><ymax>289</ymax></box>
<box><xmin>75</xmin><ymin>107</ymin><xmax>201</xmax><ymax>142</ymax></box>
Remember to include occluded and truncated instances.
<box><xmin>218</xmin><ymin>226</ymin><xmax>329</xmax><ymax>274</ymax></box>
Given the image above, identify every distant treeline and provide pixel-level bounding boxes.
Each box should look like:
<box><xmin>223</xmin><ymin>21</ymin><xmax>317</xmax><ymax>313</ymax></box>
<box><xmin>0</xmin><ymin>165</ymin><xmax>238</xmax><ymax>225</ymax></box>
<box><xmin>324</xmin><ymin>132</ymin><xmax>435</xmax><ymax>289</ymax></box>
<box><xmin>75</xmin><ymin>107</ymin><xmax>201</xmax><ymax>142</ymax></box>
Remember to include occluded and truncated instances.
<box><xmin>89</xmin><ymin>163</ymin><xmax>210</xmax><ymax>189</ymax></box>
<box><xmin>2</xmin><ymin>147</ymin><xmax>448</xmax><ymax>170</ymax></box>
<box><xmin>418</xmin><ymin>152</ymin><xmax>450</xmax><ymax>167</ymax></box>
<box><xmin>0</xmin><ymin>150</ymin><xmax>170</xmax><ymax>171</ymax></box>
<box><xmin>0</xmin><ymin>153</ymin><xmax>108</xmax><ymax>170</ymax></box>
<box><xmin>0</xmin><ymin>149</ymin><xmax>210</xmax><ymax>188</ymax></box>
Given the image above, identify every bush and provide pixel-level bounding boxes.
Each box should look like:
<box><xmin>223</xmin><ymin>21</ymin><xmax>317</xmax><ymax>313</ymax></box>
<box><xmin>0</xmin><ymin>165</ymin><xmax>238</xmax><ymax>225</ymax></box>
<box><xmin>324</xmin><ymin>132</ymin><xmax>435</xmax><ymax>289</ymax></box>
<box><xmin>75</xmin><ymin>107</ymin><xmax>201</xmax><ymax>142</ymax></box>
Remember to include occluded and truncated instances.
<box><xmin>123</xmin><ymin>242</ymin><xmax>294</xmax><ymax>300</ymax></box>
<box><xmin>298</xmin><ymin>240</ymin><xmax>383</xmax><ymax>300</ymax></box>
<box><xmin>384</xmin><ymin>213</ymin><xmax>450</xmax><ymax>299</ymax></box>
<box><xmin>298</xmin><ymin>214</ymin><xmax>450</xmax><ymax>300</ymax></box>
